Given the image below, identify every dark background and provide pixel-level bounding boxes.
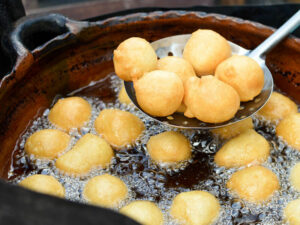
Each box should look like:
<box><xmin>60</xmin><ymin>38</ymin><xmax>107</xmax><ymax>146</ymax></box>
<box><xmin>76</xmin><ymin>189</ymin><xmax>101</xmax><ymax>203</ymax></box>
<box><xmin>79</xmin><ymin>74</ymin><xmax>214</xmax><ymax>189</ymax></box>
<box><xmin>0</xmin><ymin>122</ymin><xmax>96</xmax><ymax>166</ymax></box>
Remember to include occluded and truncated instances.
<box><xmin>22</xmin><ymin>0</ymin><xmax>300</xmax><ymax>20</ymax></box>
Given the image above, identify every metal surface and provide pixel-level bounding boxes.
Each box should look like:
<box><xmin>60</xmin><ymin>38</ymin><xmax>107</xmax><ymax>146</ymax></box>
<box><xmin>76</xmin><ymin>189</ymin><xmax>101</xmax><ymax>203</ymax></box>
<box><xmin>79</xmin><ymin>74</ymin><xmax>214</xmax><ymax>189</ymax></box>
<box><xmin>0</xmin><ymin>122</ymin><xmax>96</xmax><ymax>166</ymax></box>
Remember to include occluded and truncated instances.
<box><xmin>125</xmin><ymin>10</ymin><xmax>300</xmax><ymax>129</ymax></box>
<box><xmin>248</xmin><ymin>10</ymin><xmax>300</xmax><ymax>60</ymax></box>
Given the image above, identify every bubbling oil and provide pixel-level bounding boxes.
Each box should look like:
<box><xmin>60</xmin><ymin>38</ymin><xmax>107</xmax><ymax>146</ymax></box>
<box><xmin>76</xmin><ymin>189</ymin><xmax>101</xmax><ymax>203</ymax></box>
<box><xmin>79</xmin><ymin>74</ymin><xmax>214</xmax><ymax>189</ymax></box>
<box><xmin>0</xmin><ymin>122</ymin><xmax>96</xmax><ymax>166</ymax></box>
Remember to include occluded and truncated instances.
<box><xmin>8</xmin><ymin>74</ymin><xmax>300</xmax><ymax>225</ymax></box>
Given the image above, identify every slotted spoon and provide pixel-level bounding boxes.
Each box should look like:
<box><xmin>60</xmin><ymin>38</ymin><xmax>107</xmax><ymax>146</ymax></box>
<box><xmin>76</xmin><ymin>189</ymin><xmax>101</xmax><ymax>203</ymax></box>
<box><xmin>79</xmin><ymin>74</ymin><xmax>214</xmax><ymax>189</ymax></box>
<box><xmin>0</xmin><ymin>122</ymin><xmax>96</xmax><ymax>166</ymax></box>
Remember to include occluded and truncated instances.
<box><xmin>124</xmin><ymin>10</ymin><xmax>300</xmax><ymax>129</ymax></box>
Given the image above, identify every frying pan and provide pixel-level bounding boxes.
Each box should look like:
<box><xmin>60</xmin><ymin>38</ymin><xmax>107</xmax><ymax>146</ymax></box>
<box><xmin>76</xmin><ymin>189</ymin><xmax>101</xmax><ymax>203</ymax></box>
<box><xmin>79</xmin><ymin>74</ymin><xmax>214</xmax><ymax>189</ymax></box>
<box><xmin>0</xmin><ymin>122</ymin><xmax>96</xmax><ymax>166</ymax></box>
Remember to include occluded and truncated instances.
<box><xmin>0</xmin><ymin>1</ymin><xmax>299</xmax><ymax>224</ymax></box>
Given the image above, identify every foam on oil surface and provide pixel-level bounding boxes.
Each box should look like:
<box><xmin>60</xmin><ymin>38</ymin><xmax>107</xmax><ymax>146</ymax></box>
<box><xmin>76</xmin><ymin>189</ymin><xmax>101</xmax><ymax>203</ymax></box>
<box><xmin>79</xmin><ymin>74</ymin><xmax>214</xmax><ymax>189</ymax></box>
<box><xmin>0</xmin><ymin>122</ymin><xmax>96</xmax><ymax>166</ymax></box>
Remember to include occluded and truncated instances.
<box><xmin>8</xmin><ymin>75</ymin><xmax>300</xmax><ymax>225</ymax></box>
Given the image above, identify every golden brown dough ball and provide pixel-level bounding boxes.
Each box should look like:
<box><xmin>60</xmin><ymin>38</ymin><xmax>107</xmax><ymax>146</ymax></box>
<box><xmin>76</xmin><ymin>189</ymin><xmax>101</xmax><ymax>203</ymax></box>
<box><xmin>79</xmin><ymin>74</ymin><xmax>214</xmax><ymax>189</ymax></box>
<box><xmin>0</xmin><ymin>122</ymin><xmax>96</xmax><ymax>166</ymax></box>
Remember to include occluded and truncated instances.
<box><xmin>118</xmin><ymin>85</ymin><xmax>132</xmax><ymax>105</ymax></box>
<box><xmin>83</xmin><ymin>174</ymin><xmax>127</xmax><ymax>208</ymax></box>
<box><xmin>113</xmin><ymin>37</ymin><xmax>157</xmax><ymax>81</ymax></box>
<box><xmin>94</xmin><ymin>109</ymin><xmax>144</xmax><ymax>148</ymax></box>
<box><xmin>25</xmin><ymin>129</ymin><xmax>70</xmax><ymax>159</ymax></box>
<box><xmin>290</xmin><ymin>162</ymin><xmax>300</xmax><ymax>191</ymax></box>
<box><xmin>257</xmin><ymin>92</ymin><xmax>297</xmax><ymax>122</ymax></box>
<box><xmin>215</xmin><ymin>55</ymin><xmax>264</xmax><ymax>102</ymax></box>
<box><xmin>276</xmin><ymin>113</ymin><xmax>300</xmax><ymax>151</ymax></box>
<box><xmin>212</xmin><ymin>117</ymin><xmax>253</xmax><ymax>139</ymax></box>
<box><xmin>120</xmin><ymin>201</ymin><xmax>163</xmax><ymax>225</ymax></box>
<box><xmin>157</xmin><ymin>56</ymin><xmax>196</xmax><ymax>113</ymax></box>
<box><xmin>134</xmin><ymin>70</ymin><xmax>184</xmax><ymax>117</ymax></box>
<box><xmin>284</xmin><ymin>199</ymin><xmax>300</xmax><ymax>225</ymax></box>
<box><xmin>19</xmin><ymin>174</ymin><xmax>65</xmax><ymax>198</ymax></box>
<box><xmin>147</xmin><ymin>131</ymin><xmax>191</xmax><ymax>164</ymax></box>
<box><xmin>176</xmin><ymin>103</ymin><xmax>187</xmax><ymax>113</ymax></box>
<box><xmin>183</xmin><ymin>29</ymin><xmax>231</xmax><ymax>76</ymax></box>
<box><xmin>48</xmin><ymin>97</ymin><xmax>91</xmax><ymax>131</ymax></box>
<box><xmin>157</xmin><ymin>56</ymin><xmax>196</xmax><ymax>84</ymax></box>
<box><xmin>184</xmin><ymin>76</ymin><xmax>240</xmax><ymax>123</ymax></box>
<box><xmin>227</xmin><ymin>166</ymin><xmax>279</xmax><ymax>202</ymax></box>
<box><xmin>214</xmin><ymin>129</ymin><xmax>270</xmax><ymax>168</ymax></box>
<box><xmin>170</xmin><ymin>190</ymin><xmax>220</xmax><ymax>225</ymax></box>
<box><xmin>56</xmin><ymin>133</ymin><xmax>113</xmax><ymax>176</ymax></box>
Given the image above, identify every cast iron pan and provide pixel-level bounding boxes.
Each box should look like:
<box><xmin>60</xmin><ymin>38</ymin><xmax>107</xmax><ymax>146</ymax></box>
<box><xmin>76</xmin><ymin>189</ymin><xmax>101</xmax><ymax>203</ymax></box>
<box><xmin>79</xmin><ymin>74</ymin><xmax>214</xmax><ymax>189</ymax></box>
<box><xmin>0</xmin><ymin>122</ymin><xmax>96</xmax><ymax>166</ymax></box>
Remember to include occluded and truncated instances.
<box><xmin>0</xmin><ymin>1</ymin><xmax>299</xmax><ymax>225</ymax></box>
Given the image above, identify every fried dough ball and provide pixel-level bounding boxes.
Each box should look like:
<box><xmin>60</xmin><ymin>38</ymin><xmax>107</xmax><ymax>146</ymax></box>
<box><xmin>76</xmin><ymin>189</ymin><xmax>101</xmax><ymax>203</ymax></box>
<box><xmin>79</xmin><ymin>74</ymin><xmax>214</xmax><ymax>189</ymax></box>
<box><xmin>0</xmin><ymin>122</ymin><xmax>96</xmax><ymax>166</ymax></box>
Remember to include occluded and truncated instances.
<box><xmin>25</xmin><ymin>129</ymin><xmax>70</xmax><ymax>159</ymax></box>
<box><xmin>170</xmin><ymin>190</ymin><xmax>220</xmax><ymax>225</ymax></box>
<box><xmin>19</xmin><ymin>174</ymin><xmax>65</xmax><ymax>198</ymax></box>
<box><xmin>120</xmin><ymin>201</ymin><xmax>163</xmax><ymax>225</ymax></box>
<box><xmin>276</xmin><ymin>113</ymin><xmax>300</xmax><ymax>151</ymax></box>
<box><xmin>212</xmin><ymin>117</ymin><xmax>253</xmax><ymax>139</ymax></box>
<box><xmin>147</xmin><ymin>131</ymin><xmax>191</xmax><ymax>164</ymax></box>
<box><xmin>118</xmin><ymin>85</ymin><xmax>132</xmax><ymax>105</ymax></box>
<box><xmin>284</xmin><ymin>199</ymin><xmax>300</xmax><ymax>225</ymax></box>
<box><xmin>113</xmin><ymin>37</ymin><xmax>157</xmax><ymax>81</ymax></box>
<box><xmin>83</xmin><ymin>174</ymin><xmax>127</xmax><ymax>208</ymax></box>
<box><xmin>157</xmin><ymin>56</ymin><xmax>196</xmax><ymax>113</ymax></box>
<box><xmin>157</xmin><ymin>56</ymin><xmax>196</xmax><ymax>84</ymax></box>
<box><xmin>56</xmin><ymin>134</ymin><xmax>113</xmax><ymax>175</ymax></box>
<box><xmin>214</xmin><ymin>129</ymin><xmax>270</xmax><ymax>168</ymax></box>
<box><xmin>183</xmin><ymin>29</ymin><xmax>231</xmax><ymax>76</ymax></box>
<box><xmin>215</xmin><ymin>55</ymin><xmax>264</xmax><ymax>102</ymax></box>
<box><xmin>134</xmin><ymin>70</ymin><xmax>184</xmax><ymax>117</ymax></box>
<box><xmin>176</xmin><ymin>103</ymin><xmax>187</xmax><ymax>113</ymax></box>
<box><xmin>94</xmin><ymin>109</ymin><xmax>144</xmax><ymax>148</ymax></box>
<box><xmin>184</xmin><ymin>76</ymin><xmax>240</xmax><ymax>123</ymax></box>
<box><xmin>290</xmin><ymin>162</ymin><xmax>300</xmax><ymax>191</ymax></box>
<box><xmin>227</xmin><ymin>166</ymin><xmax>279</xmax><ymax>202</ymax></box>
<box><xmin>48</xmin><ymin>97</ymin><xmax>91</xmax><ymax>131</ymax></box>
<box><xmin>257</xmin><ymin>92</ymin><xmax>298</xmax><ymax>122</ymax></box>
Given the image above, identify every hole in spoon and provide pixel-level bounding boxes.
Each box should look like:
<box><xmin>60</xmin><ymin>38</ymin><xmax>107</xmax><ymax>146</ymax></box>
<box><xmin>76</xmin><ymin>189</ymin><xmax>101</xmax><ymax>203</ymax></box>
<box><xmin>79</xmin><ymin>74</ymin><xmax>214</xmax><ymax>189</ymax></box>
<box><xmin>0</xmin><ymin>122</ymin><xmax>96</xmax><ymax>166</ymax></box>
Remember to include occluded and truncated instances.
<box><xmin>255</xmin><ymin>98</ymin><xmax>261</xmax><ymax>103</ymax></box>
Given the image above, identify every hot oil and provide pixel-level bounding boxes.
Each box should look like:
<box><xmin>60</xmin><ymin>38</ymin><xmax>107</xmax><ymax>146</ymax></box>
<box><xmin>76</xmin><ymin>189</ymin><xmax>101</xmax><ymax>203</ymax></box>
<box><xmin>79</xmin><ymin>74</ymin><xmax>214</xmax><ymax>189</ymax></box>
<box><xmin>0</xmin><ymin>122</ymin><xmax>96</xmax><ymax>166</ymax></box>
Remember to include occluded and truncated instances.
<box><xmin>8</xmin><ymin>74</ymin><xmax>300</xmax><ymax>225</ymax></box>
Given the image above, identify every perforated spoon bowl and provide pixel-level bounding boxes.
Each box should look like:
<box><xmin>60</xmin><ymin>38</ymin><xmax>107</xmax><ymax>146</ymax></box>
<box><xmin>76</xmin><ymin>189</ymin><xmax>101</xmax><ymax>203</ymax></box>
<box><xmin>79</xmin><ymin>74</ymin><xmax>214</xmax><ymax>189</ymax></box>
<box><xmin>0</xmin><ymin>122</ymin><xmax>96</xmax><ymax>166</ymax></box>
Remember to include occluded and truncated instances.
<box><xmin>124</xmin><ymin>10</ymin><xmax>300</xmax><ymax>129</ymax></box>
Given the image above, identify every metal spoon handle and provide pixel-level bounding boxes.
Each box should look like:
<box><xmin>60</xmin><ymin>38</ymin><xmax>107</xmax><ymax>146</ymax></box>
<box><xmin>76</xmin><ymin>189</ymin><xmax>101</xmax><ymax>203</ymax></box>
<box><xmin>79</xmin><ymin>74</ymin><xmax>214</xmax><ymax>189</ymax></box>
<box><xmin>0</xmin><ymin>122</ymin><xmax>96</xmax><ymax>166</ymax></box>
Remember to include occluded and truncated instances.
<box><xmin>248</xmin><ymin>10</ymin><xmax>300</xmax><ymax>60</ymax></box>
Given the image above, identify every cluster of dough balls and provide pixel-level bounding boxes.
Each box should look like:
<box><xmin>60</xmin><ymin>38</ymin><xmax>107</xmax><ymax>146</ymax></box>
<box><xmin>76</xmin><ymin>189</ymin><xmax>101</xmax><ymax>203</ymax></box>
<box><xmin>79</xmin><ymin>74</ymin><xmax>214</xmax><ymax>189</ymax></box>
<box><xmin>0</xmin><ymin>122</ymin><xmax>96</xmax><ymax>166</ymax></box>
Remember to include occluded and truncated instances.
<box><xmin>21</xmin><ymin>95</ymin><xmax>148</xmax><ymax>210</ymax></box>
<box><xmin>211</xmin><ymin>91</ymin><xmax>299</xmax><ymax>206</ymax></box>
<box><xmin>212</xmin><ymin>118</ymin><xmax>279</xmax><ymax>203</ymax></box>
<box><xmin>113</xmin><ymin>29</ymin><xmax>264</xmax><ymax>123</ymax></box>
<box><xmin>211</xmin><ymin>115</ymin><xmax>280</xmax><ymax>203</ymax></box>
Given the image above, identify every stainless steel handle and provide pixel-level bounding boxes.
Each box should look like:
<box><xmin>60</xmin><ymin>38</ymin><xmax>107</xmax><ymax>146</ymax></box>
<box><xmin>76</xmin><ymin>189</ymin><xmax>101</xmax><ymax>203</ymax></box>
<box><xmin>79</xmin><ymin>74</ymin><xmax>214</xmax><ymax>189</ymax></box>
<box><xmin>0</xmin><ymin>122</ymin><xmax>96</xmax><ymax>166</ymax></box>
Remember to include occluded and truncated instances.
<box><xmin>248</xmin><ymin>10</ymin><xmax>300</xmax><ymax>60</ymax></box>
